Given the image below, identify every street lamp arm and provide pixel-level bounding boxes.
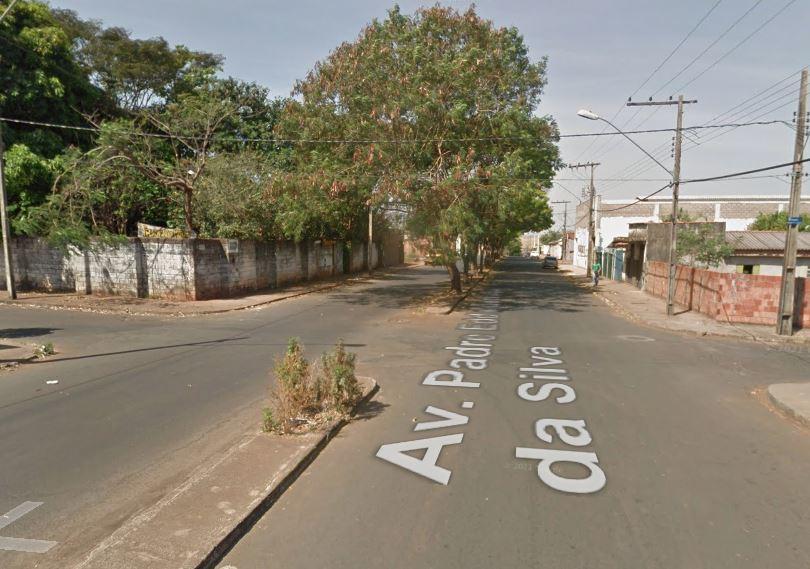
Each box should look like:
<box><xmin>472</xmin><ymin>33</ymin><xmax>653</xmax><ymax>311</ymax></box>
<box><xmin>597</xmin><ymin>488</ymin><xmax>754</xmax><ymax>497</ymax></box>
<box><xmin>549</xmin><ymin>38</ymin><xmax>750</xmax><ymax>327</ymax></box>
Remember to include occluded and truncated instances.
<box><xmin>596</xmin><ymin>117</ymin><xmax>674</xmax><ymax>177</ymax></box>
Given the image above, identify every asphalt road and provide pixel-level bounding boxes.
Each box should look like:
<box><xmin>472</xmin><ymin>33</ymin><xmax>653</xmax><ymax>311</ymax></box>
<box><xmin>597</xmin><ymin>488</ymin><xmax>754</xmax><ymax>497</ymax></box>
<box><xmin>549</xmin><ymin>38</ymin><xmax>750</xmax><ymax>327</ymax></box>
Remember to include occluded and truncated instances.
<box><xmin>219</xmin><ymin>257</ymin><xmax>810</xmax><ymax>569</ymax></box>
<box><xmin>0</xmin><ymin>266</ymin><xmax>450</xmax><ymax>568</ymax></box>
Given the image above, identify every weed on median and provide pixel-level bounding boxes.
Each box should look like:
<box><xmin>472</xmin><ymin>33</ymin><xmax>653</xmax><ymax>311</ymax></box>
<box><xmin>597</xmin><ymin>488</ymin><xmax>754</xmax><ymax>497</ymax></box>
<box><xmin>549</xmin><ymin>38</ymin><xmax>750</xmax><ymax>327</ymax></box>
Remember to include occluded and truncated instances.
<box><xmin>263</xmin><ymin>338</ymin><xmax>361</xmax><ymax>434</ymax></box>
<box><xmin>34</xmin><ymin>342</ymin><xmax>55</xmax><ymax>359</ymax></box>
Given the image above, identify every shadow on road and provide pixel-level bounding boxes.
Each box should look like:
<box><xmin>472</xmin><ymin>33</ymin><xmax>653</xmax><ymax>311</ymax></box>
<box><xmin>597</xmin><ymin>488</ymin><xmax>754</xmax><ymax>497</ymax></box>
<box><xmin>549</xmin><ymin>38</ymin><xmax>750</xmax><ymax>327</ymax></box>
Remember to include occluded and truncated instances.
<box><xmin>469</xmin><ymin>257</ymin><xmax>592</xmax><ymax>313</ymax></box>
<box><xmin>353</xmin><ymin>399</ymin><xmax>389</xmax><ymax>421</ymax></box>
<box><xmin>28</xmin><ymin>336</ymin><xmax>251</xmax><ymax>364</ymax></box>
<box><xmin>331</xmin><ymin>266</ymin><xmax>450</xmax><ymax>310</ymax></box>
<box><xmin>0</xmin><ymin>327</ymin><xmax>61</xmax><ymax>338</ymax></box>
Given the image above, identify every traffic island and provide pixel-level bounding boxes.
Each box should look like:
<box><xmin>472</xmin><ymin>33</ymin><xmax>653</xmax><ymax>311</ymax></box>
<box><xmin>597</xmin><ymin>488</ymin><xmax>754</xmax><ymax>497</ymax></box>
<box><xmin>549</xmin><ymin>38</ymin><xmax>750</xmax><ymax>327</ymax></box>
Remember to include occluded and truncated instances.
<box><xmin>74</xmin><ymin>376</ymin><xmax>378</xmax><ymax>569</ymax></box>
<box><xmin>768</xmin><ymin>382</ymin><xmax>810</xmax><ymax>428</ymax></box>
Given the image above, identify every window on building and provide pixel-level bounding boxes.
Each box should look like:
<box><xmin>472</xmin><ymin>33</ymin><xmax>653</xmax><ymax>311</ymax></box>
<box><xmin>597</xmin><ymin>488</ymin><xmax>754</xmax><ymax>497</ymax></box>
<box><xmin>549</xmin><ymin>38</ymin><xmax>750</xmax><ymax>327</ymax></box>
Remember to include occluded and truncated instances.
<box><xmin>737</xmin><ymin>264</ymin><xmax>759</xmax><ymax>275</ymax></box>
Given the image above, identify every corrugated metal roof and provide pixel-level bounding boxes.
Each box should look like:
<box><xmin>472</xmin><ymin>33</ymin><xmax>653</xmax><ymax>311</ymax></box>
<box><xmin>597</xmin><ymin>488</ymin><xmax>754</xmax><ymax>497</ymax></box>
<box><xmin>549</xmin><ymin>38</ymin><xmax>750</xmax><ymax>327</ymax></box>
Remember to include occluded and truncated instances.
<box><xmin>726</xmin><ymin>231</ymin><xmax>810</xmax><ymax>252</ymax></box>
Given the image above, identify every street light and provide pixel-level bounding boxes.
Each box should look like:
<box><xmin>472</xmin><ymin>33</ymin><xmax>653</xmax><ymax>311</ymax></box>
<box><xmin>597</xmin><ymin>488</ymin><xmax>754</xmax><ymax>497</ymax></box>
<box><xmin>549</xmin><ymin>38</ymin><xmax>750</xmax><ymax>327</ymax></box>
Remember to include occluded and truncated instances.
<box><xmin>576</xmin><ymin>108</ymin><xmax>672</xmax><ymax>176</ymax></box>
<box><xmin>577</xmin><ymin>109</ymin><xmax>600</xmax><ymax>121</ymax></box>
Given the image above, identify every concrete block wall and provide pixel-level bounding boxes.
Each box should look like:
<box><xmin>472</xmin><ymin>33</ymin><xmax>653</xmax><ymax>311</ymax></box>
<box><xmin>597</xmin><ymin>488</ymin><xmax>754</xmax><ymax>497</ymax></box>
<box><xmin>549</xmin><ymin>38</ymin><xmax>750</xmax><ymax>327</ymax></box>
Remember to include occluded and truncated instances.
<box><xmin>0</xmin><ymin>237</ymin><xmax>76</xmax><ymax>292</ymax></box>
<box><xmin>644</xmin><ymin>260</ymin><xmax>810</xmax><ymax>328</ymax></box>
<box><xmin>76</xmin><ymin>239</ymin><xmax>195</xmax><ymax>299</ymax></box>
<box><xmin>275</xmin><ymin>241</ymin><xmax>304</xmax><ymax>287</ymax></box>
<box><xmin>2</xmin><ymin>235</ymin><xmax>402</xmax><ymax>300</ymax></box>
<box><xmin>192</xmin><ymin>240</ymin><xmax>276</xmax><ymax>300</ymax></box>
<box><xmin>350</xmin><ymin>242</ymin><xmax>367</xmax><ymax>273</ymax></box>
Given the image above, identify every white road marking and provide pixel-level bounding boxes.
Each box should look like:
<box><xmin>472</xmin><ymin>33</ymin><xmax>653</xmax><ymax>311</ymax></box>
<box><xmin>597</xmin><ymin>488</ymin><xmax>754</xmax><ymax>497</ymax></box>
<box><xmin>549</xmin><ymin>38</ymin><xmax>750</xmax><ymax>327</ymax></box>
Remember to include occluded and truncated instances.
<box><xmin>461</xmin><ymin>401</ymin><xmax>474</xmax><ymax>409</ymax></box>
<box><xmin>0</xmin><ymin>502</ymin><xmax>57</xmax><ymax>553</ymax></box>
<box><xmin>616</xmin><ymin>334</ymin><xmax>655</xmax><ymax>342</ymax></box>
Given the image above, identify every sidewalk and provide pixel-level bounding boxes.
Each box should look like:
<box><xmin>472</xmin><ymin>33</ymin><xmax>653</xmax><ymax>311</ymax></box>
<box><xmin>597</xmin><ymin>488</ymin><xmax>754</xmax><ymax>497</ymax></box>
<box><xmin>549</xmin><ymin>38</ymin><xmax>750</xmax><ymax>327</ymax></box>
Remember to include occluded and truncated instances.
<box><xmin>0</xmin><ymin>264</ymin><xmax>421</xmax><ymax>318</ymax></box>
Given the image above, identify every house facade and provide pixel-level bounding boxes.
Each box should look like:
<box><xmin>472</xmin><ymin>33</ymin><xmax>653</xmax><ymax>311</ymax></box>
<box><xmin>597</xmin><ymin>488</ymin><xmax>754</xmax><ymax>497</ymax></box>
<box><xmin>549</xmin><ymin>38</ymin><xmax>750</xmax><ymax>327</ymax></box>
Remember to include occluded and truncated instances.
<box><xmin>574</xmin><ymin>194</ymin><xmax>810</xmax><ymax>271</ymax></box>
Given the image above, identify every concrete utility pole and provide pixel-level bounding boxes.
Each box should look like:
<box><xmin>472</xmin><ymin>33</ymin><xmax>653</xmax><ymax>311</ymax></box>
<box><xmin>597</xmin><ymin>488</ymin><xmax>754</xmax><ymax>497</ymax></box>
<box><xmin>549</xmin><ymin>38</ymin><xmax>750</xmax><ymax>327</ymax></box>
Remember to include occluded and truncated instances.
<box><xmin>570</xmin><ymin>162</ymin><xmax>599</xmax><ymax>277</ymax></box>
<box><xmin>628</xmin><ymin>95</ymin><xmax>696</xmax><ymax>316</ymax></box>
<box><xmin>776</xmin><ymin>68</ymin><xmax>808</xmax><ymax>336</ymax></box>
<box><xmin>0</xmin><ymin>127</ymin><xmax>16</xmax><ymax>299</ymax></box>
<box><xmin>552</xmin><ymin>200</ymin><xmax>570</xmax><ymax>260</ymax></box>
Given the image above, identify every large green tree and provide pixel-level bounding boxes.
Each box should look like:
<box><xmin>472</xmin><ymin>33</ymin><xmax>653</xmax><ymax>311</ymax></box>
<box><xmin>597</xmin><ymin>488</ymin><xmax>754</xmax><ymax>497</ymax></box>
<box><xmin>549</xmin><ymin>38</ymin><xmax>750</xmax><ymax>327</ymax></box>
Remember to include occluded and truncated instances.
<box><xmin>275</xmin><ymin>5</ymin><xmax>559</xmax><ymax>289</ymax></box>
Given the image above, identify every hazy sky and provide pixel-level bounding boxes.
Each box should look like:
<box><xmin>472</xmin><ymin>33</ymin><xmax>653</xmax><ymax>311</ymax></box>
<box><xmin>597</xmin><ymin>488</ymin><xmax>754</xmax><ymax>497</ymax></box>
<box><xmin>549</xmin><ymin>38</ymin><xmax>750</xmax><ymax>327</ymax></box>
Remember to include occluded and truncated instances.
<box><xmin>50</xmin><ymin>1</ymin><xmax>810</xmax><ymax>229</ymax></box>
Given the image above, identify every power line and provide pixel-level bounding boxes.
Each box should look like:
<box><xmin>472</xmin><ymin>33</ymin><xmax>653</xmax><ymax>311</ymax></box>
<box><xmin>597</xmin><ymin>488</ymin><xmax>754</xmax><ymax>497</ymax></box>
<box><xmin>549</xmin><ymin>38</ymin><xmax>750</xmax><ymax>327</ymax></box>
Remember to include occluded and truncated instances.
<box><xmin>600</xmin><ymin>73</ymin><xmax>805</xmax><ymax>191</ymax></box>
<box><xmin>592</xmin><ymin>0</ymin><xmax>785</xmax><ymax>165</ymax></box>
<box><xmin>681</xmin><ymin>156</ymin><xmax>810</xmax><ymax>184</ymax></box>
<box><xmin>596</xmin><ymin>156</ymin><xmax>810</xmax><ymax>215</ymax></box>
<box><xmin>672</xmin><ymin>0</ymin><xmax>799</xmax><ymax>96</ymax></box>
<box><xmin>652</xmin><ymin>0</ymin><xmax>764</xmax><ymax>98</ymax></box>
<box><xmin>0</xmin><ymin>116</ymin><xmax>786</xmax><ymax>143</ymax></box>
<box><xmin>0</xmin><ymin>0</ymin><xmax>19</xmax><ymax>23</ymax></box>
<box><xmin>570</xmin><ymin>0</ymin><xmax>723</xmax><ymax>163</ymax></box>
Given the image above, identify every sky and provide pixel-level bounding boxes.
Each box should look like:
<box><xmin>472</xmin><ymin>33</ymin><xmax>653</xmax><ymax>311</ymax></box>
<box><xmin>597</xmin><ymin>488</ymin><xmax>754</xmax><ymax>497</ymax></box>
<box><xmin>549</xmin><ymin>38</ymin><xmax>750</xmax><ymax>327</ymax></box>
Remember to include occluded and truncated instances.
<box><xmin>50</xmin><ymin>0</ymin><xmax>810</xmax><ymax>230</ymax></box>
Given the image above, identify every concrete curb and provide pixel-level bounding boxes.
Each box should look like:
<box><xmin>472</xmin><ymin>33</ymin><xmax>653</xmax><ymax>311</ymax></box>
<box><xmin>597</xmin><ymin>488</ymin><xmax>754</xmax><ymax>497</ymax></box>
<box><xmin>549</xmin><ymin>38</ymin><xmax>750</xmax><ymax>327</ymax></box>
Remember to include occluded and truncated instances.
<box><xmin>444</xmin><ymin>266</ymin><xmax>495</xmax><ymax>315</ymax></box>
<box><xmin>195</xmin><ymin>377</ymin><xmax>380</xmax><ymax>569</ymax></box>
<box><xmin>767</xmin><ymin>383</ymin><xmax>810</xmax><ymax>428</ymax></box>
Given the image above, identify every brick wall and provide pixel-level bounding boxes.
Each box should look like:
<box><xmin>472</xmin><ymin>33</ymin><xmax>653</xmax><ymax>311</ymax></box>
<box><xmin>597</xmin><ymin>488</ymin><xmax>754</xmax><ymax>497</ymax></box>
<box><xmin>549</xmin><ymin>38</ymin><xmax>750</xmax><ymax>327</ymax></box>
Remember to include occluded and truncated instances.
<box><xmin>644</xmin><ymin>260</ymin><xmax>810</xmax><ymax>327</ymax></box>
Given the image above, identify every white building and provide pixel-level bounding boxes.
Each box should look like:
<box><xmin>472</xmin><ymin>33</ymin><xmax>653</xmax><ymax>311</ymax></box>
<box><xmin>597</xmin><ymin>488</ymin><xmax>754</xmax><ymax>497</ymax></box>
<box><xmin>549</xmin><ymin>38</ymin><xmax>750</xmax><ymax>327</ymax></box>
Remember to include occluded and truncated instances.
<box><xmin>574</xmin><ymin>194</ymin><xmax>810</xmax><ymax>270</ymax></box>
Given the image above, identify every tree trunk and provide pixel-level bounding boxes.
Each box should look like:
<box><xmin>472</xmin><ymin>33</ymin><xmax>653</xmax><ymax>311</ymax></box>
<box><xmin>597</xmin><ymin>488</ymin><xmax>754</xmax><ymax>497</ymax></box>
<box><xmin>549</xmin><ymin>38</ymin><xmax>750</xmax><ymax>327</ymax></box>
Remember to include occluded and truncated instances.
<box><xmin>183</xmin><ymin>188</ymin><xmax>194</xmax><ymax>236</ymax></box>
<box><xmin>447</xmin><ymin>262</ymin><xmax>462</xmax><ymax>293</ymax></box>
<box><xmin>461</xmin><ymin>243</ymin><xmax>470</xmax><ymax>277</ymax></box>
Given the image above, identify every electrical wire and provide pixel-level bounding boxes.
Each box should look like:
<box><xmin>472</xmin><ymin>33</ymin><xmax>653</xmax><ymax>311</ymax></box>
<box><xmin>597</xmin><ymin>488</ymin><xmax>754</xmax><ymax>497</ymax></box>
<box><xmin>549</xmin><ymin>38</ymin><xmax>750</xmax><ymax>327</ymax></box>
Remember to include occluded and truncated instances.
<box><xmin>596</xmin><ymin>156</ymin><xmax>809</xmax><ymax>216</ymax></box>
<box><xmin>652</xmin><ymin>0</ymin><xmax>764</xmax><ymax>98</ymax></box>
<box><xmin>0</xmin><ymin>116</ymin><xmax>785</xmax><ymax>144</ymax></box>
<box><xmin>569</xmin><ymin>0</ymin><xmax>723</xmax><ymax>164</ymax></box>
<box><xmin>671</xmin><ymin>0</ymin><xmax>799</xmax><ymax>96</ymax></box>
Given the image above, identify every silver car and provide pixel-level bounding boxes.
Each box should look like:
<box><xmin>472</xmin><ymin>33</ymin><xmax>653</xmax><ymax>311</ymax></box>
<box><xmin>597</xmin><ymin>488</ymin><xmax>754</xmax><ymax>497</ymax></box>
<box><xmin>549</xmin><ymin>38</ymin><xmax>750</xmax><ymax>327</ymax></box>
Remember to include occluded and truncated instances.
<box><xmin>542</xmin><ymin>255</ymin><xmax>558</xmax><ymax>269</ymax></box>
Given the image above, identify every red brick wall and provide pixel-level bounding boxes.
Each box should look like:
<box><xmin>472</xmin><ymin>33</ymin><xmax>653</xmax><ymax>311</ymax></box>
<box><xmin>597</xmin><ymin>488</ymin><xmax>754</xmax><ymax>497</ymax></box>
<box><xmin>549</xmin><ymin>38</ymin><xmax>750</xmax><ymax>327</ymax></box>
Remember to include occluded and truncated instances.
<box><xmin>644</xmin><ymin>260</ymin><xmax>810</xmax><ymax>328</ymax></box>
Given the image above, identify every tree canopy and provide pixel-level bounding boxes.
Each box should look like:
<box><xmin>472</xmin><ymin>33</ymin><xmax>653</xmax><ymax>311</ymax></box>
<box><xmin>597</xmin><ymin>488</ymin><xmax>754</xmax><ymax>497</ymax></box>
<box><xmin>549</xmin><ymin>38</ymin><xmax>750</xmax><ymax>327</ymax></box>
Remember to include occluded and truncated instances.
<box><xmin>4</xmin><ymin>2</ymin><xmax>560</xmax><ymax>289</ymax></box>
<box><xmin>749</xmin><ymin>211</ymin><xmax>810</xmax><ymax>232</ymax></box>
<box><xmin>275</xmin><ymin>5</ymin><xmax>559</xmax><ymax>288</ymax></box>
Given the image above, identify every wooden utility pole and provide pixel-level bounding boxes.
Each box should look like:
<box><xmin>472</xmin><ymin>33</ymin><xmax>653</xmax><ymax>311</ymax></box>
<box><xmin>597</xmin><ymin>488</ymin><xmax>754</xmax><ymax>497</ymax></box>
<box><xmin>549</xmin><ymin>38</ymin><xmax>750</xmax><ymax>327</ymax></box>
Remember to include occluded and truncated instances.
<box><xmin>552</xmin><ymin>200</ymin><xmax>570</xmax><ymax>260</ymax></box>
<box><xmin>570</xmin><ymin>162</ymin><xmax>599</xmax><ymax>277</ymax></box>
<box><xmin>628</xmin><ymin>95</ymin><xmax>696</xmax><ymax>315</ymax></box>
<box><xmin>367</xmin><ymin>203</ymin><xmax>373</xmax><ymax>276</ymax></box>
<box><xmin>776</xmin><ymin>68</ymin><xmax>808</xmax><ymax>336</ymax></box>
<box><xmin>0</xmin><ymin>127</ymin><xmax>16</xmax><ymax>299</ymax></box>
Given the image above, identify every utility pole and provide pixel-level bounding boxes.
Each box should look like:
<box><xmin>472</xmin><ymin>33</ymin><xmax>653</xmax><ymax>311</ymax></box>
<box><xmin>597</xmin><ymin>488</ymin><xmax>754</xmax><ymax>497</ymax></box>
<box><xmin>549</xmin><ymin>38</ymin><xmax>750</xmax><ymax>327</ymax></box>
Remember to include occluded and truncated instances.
<box><xmin>776</xmin><ymin>68</ymin><xmax>808</xmax><ymax>335</ymax></box>
<box><xmin>570</xmin><ymin>162</ymin><xmax>599</xmax><ymax>277</ymax></box>
<box><xmin>552</xmin><ymin>200</ymin><xmax>570</xmax><ymax>260</ymax></box>
<box><xmin>367</xmin><ymin>203</ymin><xmax>373</xmax><ymax>276</ymax></box>
<box><xmin>628</xmin><ymin>95</ymin><xmax>696</xmax><ymax>315</ymax></box>
<box><xmin>0</xmin><ymin>127</ymin><xmax>16</xmax><ymax>299</ymax></box>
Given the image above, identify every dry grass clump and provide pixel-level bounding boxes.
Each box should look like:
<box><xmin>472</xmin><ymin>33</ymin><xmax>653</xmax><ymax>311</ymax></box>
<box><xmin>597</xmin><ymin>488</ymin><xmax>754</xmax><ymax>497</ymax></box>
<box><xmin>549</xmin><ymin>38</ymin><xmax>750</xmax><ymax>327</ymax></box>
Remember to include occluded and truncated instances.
<box><xmin>263</xmin><ymin>338</ymin><xmax>361</xmax><ymax>434</ymax></box>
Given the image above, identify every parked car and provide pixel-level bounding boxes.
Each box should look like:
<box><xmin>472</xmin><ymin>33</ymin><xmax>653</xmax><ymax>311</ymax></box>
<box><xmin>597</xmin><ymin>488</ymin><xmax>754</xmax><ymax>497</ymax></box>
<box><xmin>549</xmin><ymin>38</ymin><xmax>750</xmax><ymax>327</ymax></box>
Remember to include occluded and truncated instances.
<box><xmin>542</xmin><ymin>255</ymin><xmax>558</xmax><ymax>269</ymax></box>
<box><xmin>529</xmin><ymin>250</ymin><xmax>540</xmax><ymax>259</ymax></box>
